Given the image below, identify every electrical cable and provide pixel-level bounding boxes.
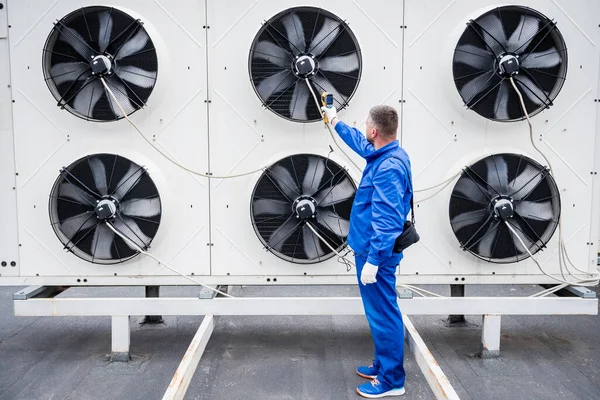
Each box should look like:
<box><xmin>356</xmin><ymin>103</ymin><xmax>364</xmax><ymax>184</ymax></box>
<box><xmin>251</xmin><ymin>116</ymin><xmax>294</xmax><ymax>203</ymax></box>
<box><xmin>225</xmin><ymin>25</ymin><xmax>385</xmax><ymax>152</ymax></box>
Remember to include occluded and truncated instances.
<box><xmin>100</xmin><ymin>77</ymin><xmax>266</xmax><ymax>180</ymax></box>
<box><xmin>508</xmin><ymin>77</ymin><xmax>600</xmax><ymax>286</ymax></box>
<box><xmin>305</xmin><ymin>221</ymin><xmax>443</xmax><ymax>297</ymax></box>
<box><xmin>305</xmin><ymin>78</ymin><xmax>363</xmax><ymax>174</ymax></box>
<box><xmin>505</xmin><ymin>221</ymin><xmax>598</xmax><ymax>287</ymax></box>
<box><xmin>105</xmin><ymin>222</ymin><xmax>234</xmax><ymax>298</ymax></box>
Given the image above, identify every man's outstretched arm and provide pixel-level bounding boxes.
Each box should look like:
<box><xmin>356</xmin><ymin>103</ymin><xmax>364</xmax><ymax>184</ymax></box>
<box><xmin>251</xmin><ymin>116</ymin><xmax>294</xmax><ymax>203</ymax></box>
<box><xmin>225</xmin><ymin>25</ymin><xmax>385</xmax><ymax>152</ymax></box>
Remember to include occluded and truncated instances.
<box><xmin>322</xmin><ymin>107</ymin><xmax>374</xmax><ymax>158</ymax></box>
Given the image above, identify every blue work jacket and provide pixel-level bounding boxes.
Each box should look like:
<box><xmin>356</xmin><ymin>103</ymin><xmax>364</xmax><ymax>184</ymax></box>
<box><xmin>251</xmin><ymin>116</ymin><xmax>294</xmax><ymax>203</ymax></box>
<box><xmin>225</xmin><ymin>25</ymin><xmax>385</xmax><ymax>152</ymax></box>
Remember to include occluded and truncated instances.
<box><xmin>335</xmin><ymin>121</ymin><xmax>412</xmax><ymax>266</ymax></box>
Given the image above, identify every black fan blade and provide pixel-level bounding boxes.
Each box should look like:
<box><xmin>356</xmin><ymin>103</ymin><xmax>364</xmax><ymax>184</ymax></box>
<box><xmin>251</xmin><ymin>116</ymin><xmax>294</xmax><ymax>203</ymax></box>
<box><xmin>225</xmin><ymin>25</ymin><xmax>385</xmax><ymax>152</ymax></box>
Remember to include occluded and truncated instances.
<box><xmin>516</xmin><ymin>76</ymin><xmax>547</xmax><ymax>106</ymax></box>
<box><xmin>477</xmin><ymin>223</ymin><xmax>499</xmax><ymax>258</ymax></box>
<box><xmin>485</xmin><ymin>155</ymin><xmax>509</xmax><ymax>193</ymax></box>
<box><xmin>91</xmin><ymin>223</ymin><xmax>115</xmax><ymax>259</ymax></box>
<box><xmin>112</xmin><ymin>164</ymin><xmax>144</xmax><ymax>200</ymax></box>
<box><xmin>312</xmin><ymin>74</ymin><xmax>346</xmax><ymax>107</ymax></box>
<box><xmin>515</xmin><ymin>200</ymin><xmax>554</xmax><ymax>221</ymax></box>
<box><xmin>317</xmin><ymin>209</ymin><xmax>349</xmax><ymax>238</ymax></box>
<box><xmin>302</xmin><ymin>156</ymin><xmax>326</xmax><ymax>195</ymax></box>
<box><xmin>508</xmin><ymin>165</ymin><xmax>545</xmax><ymax>201</ymax></box>
<box><xmin>49</xmin><ymin>62</ymin><xmax>90</xmax><ymax>85</ymax></box>
<box><xmin>257</xmin><ymin>70</ymin><xmax>295</xmax><ymax>101</ymax></box>
<box><xmin>289</xmin><ymin>82</ymin><xmax>309</xmax><ymax>120</ymax></box>
<box><xmin>121</xmin><ymin>197</ymin><xmax>161</xmax><ymax>218</ymax></box>
<box><xmin>72</xmin><ymin>80</ymin><xmax>103</xmax><ymax>118</ymax></box>
<box><xmin>59</xmin><ymin>182</ymin><xmax>97</xmax><ymax>206</ymax></box>
<box><xmin>319</xmin><ymin>53</ymin><xmax>360</xmax><ymax>73</ymax></box>
<box><xmin>116</xmin><ymin>66</ymin><xmax>157</xmax><ymax>89</ymax></box>
<box><xmin>493</xmin><ymin>82</ymin><xmax>510</xmax><ymax>120</ymax></box>
<box><xmin>268</xmin><ymin>165</ymin><xmax>301</xmax><ymax>201</ymax></box>
<box><xmin>60</xmin><ymin>212</ymin><xmax>96</xmax><ymax>239</ymax></box>
<box><xmin>450</xmin><ymin>209</ymin><xmax>488</xmax><ymax>231</ymax></box>
<box><xmin>281</xmin><ymin>12</ymin><xmax>306</xmax><ymax>54</ymax></box>
<box><xmin>459</xmin><ymin>71</ymin><xmax>496</xmax><ymax>105</ymax></box>
<box><xmin>269</xmin><ymin>218</ymin><xmax>301</xmax><ymax>251</ymax></box>
<box><xmin>452</xmin><ymin>178</ymin><xmax>489</xmax><ymax>204</ymax></box>
<box><xmin>521</xmin><ymin>48</ymin><xmax>561</xmax><ymax>69</ymax></box>
<box><xmin>58</xmin><ymin>26</ymin><xmax>95</xmax><ymax>60</ymax></box>
<box><xmin>115</xmin><ymin>29</ymin><xmax>150</xmax><ymax>60</ymax></box>
<box><xmin>508</xmin><ymin>219</ymin><xmax>535</xmax><ymax>254</ymax></box>
<box><xmin>309</xmin><ymin>18</ymin><xmax>340</xmax><ymax>56</ymax></box>
<box><xmin>476</xmin><ymin>13</ymin><xmax>507</xmax><ymax>55</ymax></box>
<box><xmin>303</xmin><ymin>224</ymin><xmax>322</xmax><ymax>259</ymax></box>
<box><xmin>507</xmin><ymin>15</ymin><xmax>540</xmax><ymax>52</ymax></box>
<box><xmin>89</xmin><ymin>156</ymin><xmax>108</xmax><ymax>196</ymax></box>
<box><xmin>454</xmin><ymin>45</ymin><xmax>493</xmax><ymax>70</ymax></box>
<box><xmin>105</xmin><ymin>79</ymin><xmax>135</xmax><ymax>118</ymax></box>
<box><xmin>253</xmin><ymin>40</ymin><xmax>292</xmax><ymax>67</ymax></box>
<box><xmin>114</xmin><ymin>216</ymin><xmax>150</xmax><ymax>250</ymax></box>
<box><xmin>314</xmin><ymin>177</ymin><xmax>354</xmax><ymax>207</ymax></box>
<box><xmin>253</xmin><ymin>198</ymin><xmax>291</xmax><ymax>216</ymax></box>
<box><xmin>98</xmin><ymin>10</ymin><xmax>114</xmax><ymax>53</ymax></box>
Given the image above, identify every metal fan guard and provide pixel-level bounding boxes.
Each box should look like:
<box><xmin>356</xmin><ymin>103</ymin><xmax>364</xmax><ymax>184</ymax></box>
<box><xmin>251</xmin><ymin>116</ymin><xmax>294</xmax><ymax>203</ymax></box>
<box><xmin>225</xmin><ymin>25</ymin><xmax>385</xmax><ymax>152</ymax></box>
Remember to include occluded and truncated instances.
<box><xmin>248</xmin><ymin>6</ymin><xmax>362</xmax><ymax>123</ymax></box>
<box><xmin>49</xmin><ymin>154</ymin><xmax>162</xmax><ymax>265</ymax></box>
<box><xmin>453</xmin><ymin>6</ymin><xmax>568</xmax><ymax>122</ymax></box>
<box><xmin>42</xmin><ymin>6</ymin><xmax>158</xmax><ymax>122</ymax></box>
<box><xmin>251</xmin><ymin>154</ymin><xmax>356</xmax><ymax>264</ymax></box>
<box><xmin>449</xmin><ymin>153</ymin><xmax>561</xmax><ymax>264</ymax></box>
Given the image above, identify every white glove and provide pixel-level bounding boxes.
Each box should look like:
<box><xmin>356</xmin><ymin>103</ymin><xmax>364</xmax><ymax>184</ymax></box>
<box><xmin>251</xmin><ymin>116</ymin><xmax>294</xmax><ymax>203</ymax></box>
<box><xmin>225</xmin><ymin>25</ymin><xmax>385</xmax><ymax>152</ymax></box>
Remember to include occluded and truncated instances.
<box><xmin>320</xmin><ymin>106</ymin><xmax>338</xmax><ymax>125</ymax></box>
<box><xmin>361</xmin><ymin>262</ymin><xmax>379</xmax><ymax>285</ymax></box>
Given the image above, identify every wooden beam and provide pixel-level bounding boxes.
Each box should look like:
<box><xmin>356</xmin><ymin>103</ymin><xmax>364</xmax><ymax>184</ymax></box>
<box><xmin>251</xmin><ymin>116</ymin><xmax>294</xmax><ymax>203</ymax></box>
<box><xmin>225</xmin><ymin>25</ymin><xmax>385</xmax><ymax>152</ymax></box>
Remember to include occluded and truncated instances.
<box><xmin>162</xmin><ymin>315</ymin><xmax>216</xmax><ymax>400</ymax></box>
<box><xmin>404</xmin><ymin>315</ymin><xmax>460</xmax><ymax>400</ymax></box>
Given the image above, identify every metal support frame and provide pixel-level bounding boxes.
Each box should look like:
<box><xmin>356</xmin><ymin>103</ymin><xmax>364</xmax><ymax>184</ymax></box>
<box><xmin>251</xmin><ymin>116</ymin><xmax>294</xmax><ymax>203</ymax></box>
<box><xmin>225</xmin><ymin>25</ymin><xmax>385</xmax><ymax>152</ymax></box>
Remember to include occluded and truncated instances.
<box><xmin>111</xmin><ymin>315</ymin><xmax>131</xmax><ymax>362</ymax></box>
<box><xmin>14</xmin><ymin>295</ymin><xmax>598</xmax><ymax>316</ymax></box>
<box><xmin>11</xmin><ymin>287</ymin><xmax>598</xmax><ymax>367</ymax></box>
<box><xmin>141</xmin><ymin>286</ymin><xmax>164</xmax><ymax>325</ymax></box>
<box><xmin>404</xmin><ymin>316</ymin><xmax>460</xmax><ymax>399</ymax></box>
<box><xmin>446</xmin><ymin>284</ymin><xmax>467</xmax><ymax>325</ymax></box>
<box><xmin>480</xmin><ymin>315</ymin><xmax>501</xmax><ymax>359</ymax></box>
<box><xmin>162</xmin><ymin>315</ymin><xmax>216</xmax><ymax>400</ymax></box>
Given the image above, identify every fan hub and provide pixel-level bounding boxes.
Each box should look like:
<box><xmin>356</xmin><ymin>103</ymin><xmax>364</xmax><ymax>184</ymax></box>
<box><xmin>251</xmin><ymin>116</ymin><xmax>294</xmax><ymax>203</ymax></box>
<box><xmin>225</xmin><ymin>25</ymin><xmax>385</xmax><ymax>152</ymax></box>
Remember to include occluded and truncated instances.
<box><xmin>95</xmin><ymin>198</ymin><xmax>117</xmax><ymax>220</ymax></box>
<box><xmin>492</xmin><ymin>197</ymin><xmax>514</xmax><ymax>220</ymax></box>
<box><xmin>91</xmin><ymin>55</ymin><xmax>113</xmax><ymax>76</ymax></box>
<box><xmin>293</xmin><ymin>55</ymin><xmax>318</xmax><ymax>78</ymax></box>
<box><xmin>294</xmin><ymin>197</ymin><xmax>317</xmax><ymax>220</ymax></box>
<box><xmin>497</xmin><ymin>53</ymin><xmax>520</xmax><ymax>77</ymax></box>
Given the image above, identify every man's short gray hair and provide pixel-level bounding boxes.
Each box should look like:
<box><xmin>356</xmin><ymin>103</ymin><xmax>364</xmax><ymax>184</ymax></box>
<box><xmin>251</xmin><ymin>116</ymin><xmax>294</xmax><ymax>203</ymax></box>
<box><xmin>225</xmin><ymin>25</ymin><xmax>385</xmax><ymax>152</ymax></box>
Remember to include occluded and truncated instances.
<box><xmin>369</xmin><ymin>105</ymin><xmax>398</xmax><ymax>137</ymax></box>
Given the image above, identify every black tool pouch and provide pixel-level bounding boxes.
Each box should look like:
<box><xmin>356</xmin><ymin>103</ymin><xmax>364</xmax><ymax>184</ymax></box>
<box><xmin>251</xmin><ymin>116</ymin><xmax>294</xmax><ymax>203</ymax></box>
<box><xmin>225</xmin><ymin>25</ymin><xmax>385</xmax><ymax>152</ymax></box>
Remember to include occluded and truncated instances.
<box><xmin>392</xmin><ymin>158</ymin><xmax>419</xmax><ymax>253</ymax></box>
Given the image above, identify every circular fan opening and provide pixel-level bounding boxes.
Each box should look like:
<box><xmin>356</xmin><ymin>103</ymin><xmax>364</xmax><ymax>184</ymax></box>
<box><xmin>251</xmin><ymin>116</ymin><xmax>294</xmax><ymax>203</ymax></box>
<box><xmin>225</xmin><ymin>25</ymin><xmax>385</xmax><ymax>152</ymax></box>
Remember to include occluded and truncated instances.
<box><xmin>43</xmin><ymin>6</ymin><xmax>158</xmax><ymax>122</ymax></box>
<box><xmin>449</xmin><ymin>153</ymin><xmax>560</xmax><ymax>263</ymax></box>
<box><xmin>251</xmin><ymin>154</ymin><xmax>356</xmax><ymax>263</ymax></box>
<box><xmin>249</xmin><ymin>7</ymin><xmax>362</xmax><ymax>122</ymax></box>
<box><xmin>453</xmin><ymin>6</ymin><xmax>567</xmax><ymax>121</ymax></box>
<box><xmin>49</xmin><ymin>154</ymin><xmax>162</xmax><ymax>264</ymax></box>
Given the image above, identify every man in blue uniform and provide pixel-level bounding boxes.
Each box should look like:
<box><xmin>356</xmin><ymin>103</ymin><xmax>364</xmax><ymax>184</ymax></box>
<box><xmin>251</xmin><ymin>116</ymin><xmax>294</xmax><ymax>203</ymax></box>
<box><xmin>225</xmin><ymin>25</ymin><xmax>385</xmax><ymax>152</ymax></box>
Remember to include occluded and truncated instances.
<box><xmin>322</xmin><ymin>105</ymin><xmax>411</xmax><ymax>398</ymax></box>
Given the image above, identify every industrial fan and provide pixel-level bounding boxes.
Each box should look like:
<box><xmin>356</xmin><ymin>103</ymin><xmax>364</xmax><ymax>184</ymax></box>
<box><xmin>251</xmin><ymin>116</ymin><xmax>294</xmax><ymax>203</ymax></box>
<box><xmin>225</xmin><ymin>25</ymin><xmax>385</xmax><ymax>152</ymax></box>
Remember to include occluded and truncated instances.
<box><xmin>249</xmin><ymin>7</ymin><xmax>362</xmax><ymax>122</ymax></box>
<box><xmin>251</xmin><ymin>154</ymin><xmax>356</xmax><ymax>263</ymax></box>
<box><xmin>449</xmin><ymin>154</ymin><xmax>560</xmax><ymax>263</ymax></box>
<box><xmin>453</xmin><ymin>6</ymin><xmax>567</xmax><ymax>121</ymax></box>
<box><xmin>49</xmin><ymin>154</ymin><xmax>162</xmax><ymax>264</ymax></box>
<box><xmin>43</xmin><ymin>6</ymin><xmax>158</xmax><ymax>121</ymax></box>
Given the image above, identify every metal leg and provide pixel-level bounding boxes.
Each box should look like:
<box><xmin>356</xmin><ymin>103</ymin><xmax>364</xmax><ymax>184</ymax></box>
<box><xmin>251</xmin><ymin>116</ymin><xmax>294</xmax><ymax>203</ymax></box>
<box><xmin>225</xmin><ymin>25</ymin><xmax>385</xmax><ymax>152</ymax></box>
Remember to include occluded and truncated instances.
<box><xmin>446</xmin><ymin>284</ymin><xmax>467</xmax><ymax>325</ymax></box>
<box><xmin>111</xmin><ymin>315</ymin><xmax>131</xmax><ymax>362</ymax></box>
<box><xmin>480</xmin><ymin>314</ymin><xmax>501</xmax><ymax>358</ymax></box>
<box><xmin>141</xmin><ymin>286</ymin><xmax>164</xmax><ymax>324</ymax></box>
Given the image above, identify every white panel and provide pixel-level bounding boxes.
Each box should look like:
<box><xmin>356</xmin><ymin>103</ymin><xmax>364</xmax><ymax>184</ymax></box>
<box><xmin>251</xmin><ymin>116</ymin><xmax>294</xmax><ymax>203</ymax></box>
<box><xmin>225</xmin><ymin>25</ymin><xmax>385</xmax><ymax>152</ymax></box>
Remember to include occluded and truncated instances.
<box><xmin>207</xmin><ymin>0</ymin><xmax>403</xmax><ymax>278</ymax></box>
<box><xmin>402</xmin><ymin>0</ymin><xmax>600</xmax><ymax>283</ymax></box>
<box><xmin>0</xmin><ymin>5</ymin><xmax>19</xmax><ymax>278</ymax></box>
<box><xmin>7</xmin><ymin>0</ymin><xmax>210</xmax><ymax>281</ymax></box>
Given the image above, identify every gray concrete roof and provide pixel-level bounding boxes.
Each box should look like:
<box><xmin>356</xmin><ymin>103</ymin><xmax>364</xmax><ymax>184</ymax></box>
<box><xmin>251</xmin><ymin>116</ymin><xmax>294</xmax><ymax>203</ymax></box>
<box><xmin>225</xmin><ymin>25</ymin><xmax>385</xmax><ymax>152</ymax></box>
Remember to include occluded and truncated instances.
<box><xmin>1</xmin><ymin>284</ymin><xmax>599</xmax><ymax>399</ymax></box>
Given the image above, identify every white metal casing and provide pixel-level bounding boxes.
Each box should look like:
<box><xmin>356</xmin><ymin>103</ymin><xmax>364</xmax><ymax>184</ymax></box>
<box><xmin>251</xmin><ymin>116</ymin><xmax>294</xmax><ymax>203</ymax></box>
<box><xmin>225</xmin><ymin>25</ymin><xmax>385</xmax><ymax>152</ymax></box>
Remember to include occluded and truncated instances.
<box><xmin>0</xmin><ymin>0</ymin><xmax>598</xmax><ymax>286</ymax></box>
